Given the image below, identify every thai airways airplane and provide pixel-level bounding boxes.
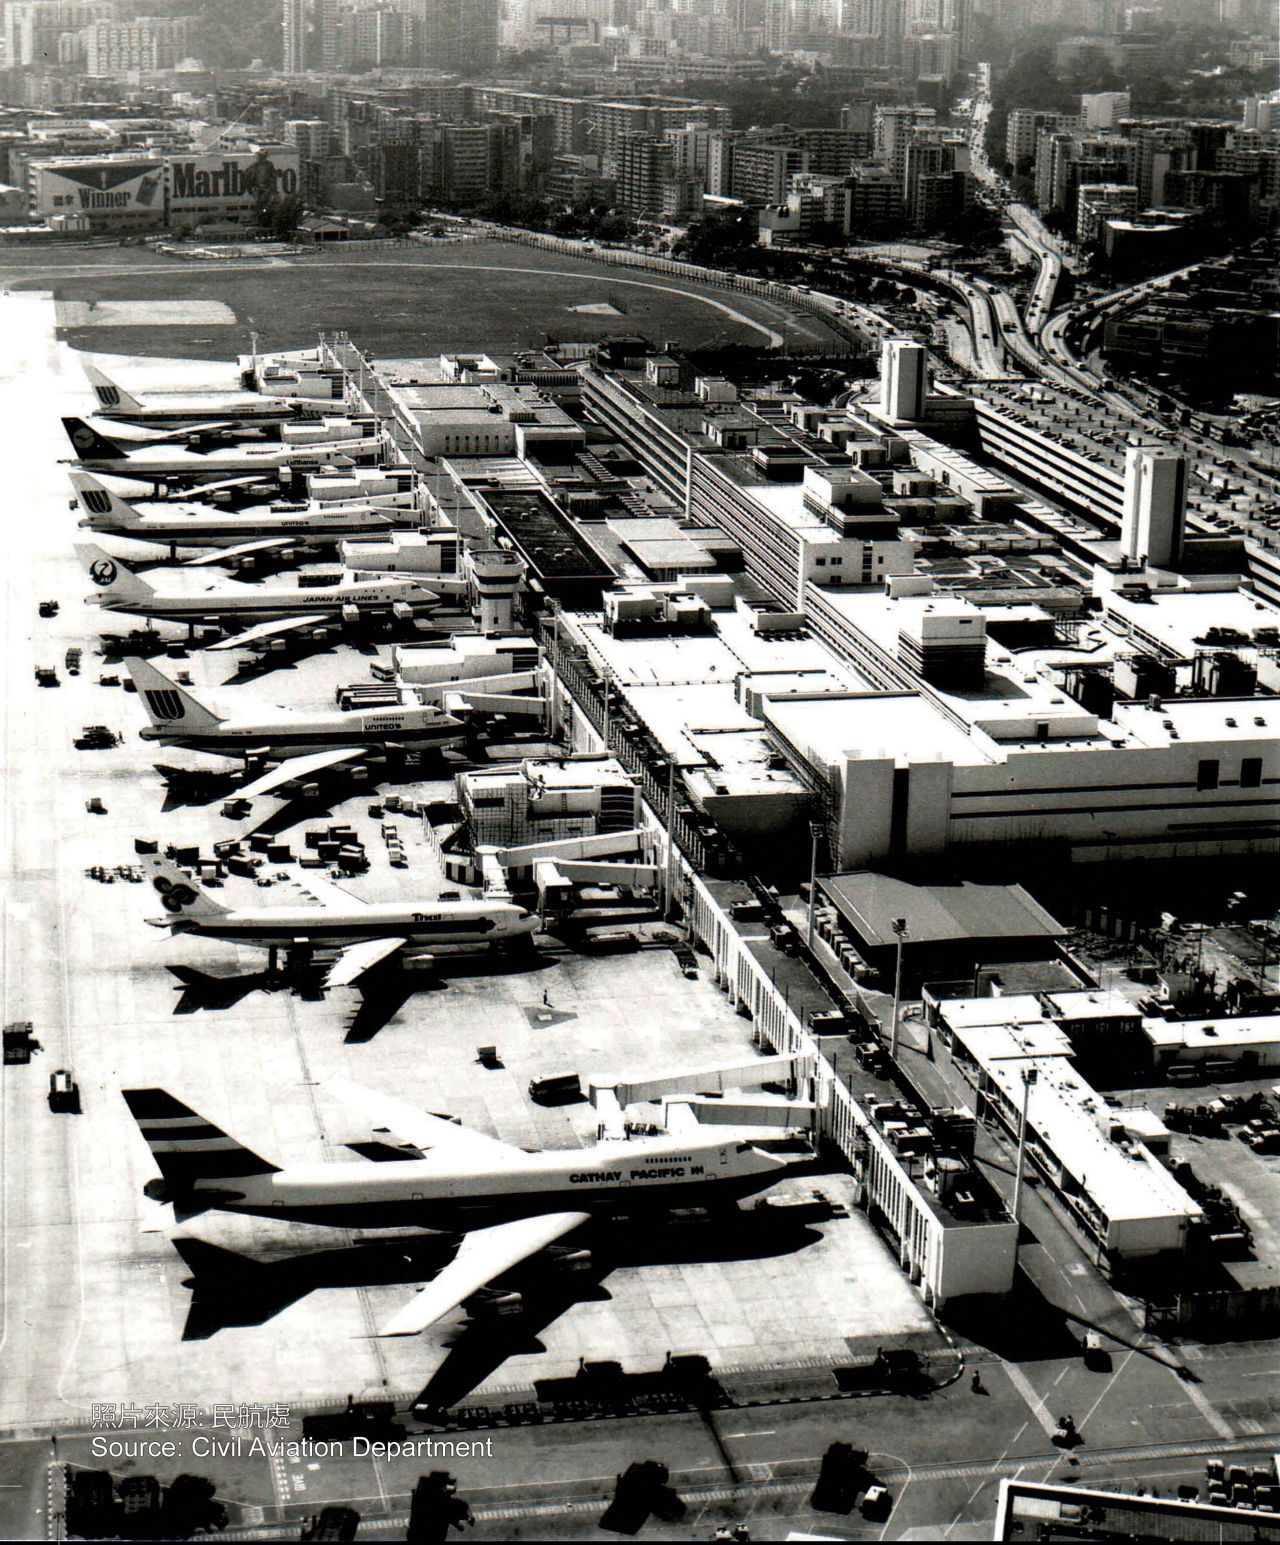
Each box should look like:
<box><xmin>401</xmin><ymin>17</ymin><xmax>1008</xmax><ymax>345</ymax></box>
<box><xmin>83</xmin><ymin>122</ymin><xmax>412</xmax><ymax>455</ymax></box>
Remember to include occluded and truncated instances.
<box><xmin>125</xmin><ymin>657</ymin><xmax>467</xmax><ymax>795</ymax></box>
<box><xmin>122</xmin><ymin>1079</ymin><xmax>804</xmax><ymax>1336</ymax></box>
<box><xmin>63</xmin><ymin>417</ymin><xmax>384</xmax><ymax>487</ymax></box>
<box><xmin>72</xmin><ymin>471</ymin><xmax>409</xmax><ymax>561</ymax></box>
<box><xmin>76</xmin><ymin>543</ymin><xmax>438</xmax><ymax>651</ymax></box>
<box><xmin>84</xmin><ymin>361</ymin><xmax>326</xmax><ymax>425</ymax></box>
<box><xmin>144</xmin><ymin>855</ymin><xmax>536</xmax><ymax>987</ymax></box>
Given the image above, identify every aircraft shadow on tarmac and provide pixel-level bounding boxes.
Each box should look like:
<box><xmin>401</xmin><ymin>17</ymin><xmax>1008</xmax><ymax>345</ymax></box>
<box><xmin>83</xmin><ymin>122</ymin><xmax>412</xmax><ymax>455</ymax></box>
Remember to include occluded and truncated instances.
<box><xmin>99</xmin><ymin>632</ymin><xmax>172</xmax><ymax>662</ymax></box>
<box><xmin>163</xmin><ymin>952</ymin><xmax>552</xmax><ymax>1028</ymax></box>
<box><xmin>412</xmin><ymin>1203</ymin><xmax>833</xmax><ymax>1411</ymax></box>
<box><xmin>223</xmin><ymin>633</ymin><xmax>443</xmax><ymax>689</ymax></box>
<box><xmin>173</xmin><ymin>1200</ymin><xmax>835</xmax><ymax>1412</ymax></box>
<box><xmin>174</xmin><ymin>1235</ymin><xmax>458</xmax><ymax>1340</ymax></box>
<box><xmin>168</xmin><ymin>965</ymin><xmax>285</xmax><ymax>1013</ymax></box>
<box><xmin>157</xmin><ymin>764</ymin><xmax>245</xmax><ymax>811</ymax></box>
<box><xmin>223</xmin><ymin>645</ymin><xmax>327</xmax><ymax>686</ymax></box>
<box><xmin>342</xmin><ymin>974</ymin><xmax>426</xmax><ymax>1043</ymax></box>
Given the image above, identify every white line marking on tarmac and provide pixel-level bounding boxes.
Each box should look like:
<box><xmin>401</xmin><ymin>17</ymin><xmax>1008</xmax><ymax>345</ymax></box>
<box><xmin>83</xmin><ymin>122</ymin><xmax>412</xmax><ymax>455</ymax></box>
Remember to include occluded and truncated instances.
<box><xmin>1000</xmin><ymin>1363</ymin><xmax>1063</xmax><ymax>1439</ymax></box>
<box><xmin>1177</xmin><ymin>1373</ymin><xmax>1235</xmax><ymax>1439</ymax></box>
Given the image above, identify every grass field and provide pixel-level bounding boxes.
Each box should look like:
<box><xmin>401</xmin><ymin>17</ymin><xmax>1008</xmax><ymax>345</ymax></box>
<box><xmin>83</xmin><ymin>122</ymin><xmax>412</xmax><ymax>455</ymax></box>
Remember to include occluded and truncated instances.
<box><xmin>0</xmin><ymin>241</ymin><xmax>842</xmax><ymax>361</ymax></box>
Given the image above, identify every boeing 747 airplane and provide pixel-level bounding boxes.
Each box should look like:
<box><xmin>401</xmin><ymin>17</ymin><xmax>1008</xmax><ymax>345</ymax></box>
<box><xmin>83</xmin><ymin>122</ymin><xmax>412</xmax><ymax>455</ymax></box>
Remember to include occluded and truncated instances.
<box><xmin>84</xmin><ymin>361</ymin><xmax>326</xmax><ymax>425</ymax></box>
<box><xmin>63</xmin><ymin>417</ymin><xmax>384</xmax><ymax>488</ymax></box>
<box><xmin>76</xmin><ymin>543</ymin><xmax>438</xmax><ymax>650</ymax></box>
<box><xmin>125</xmin><ymin>657</ymin><xmax>467</xmax><ymax>795</ymax></box>
<box><xmin>144</xmin><ymin>856</ymin><xmax>536</xmax><ymax>987</ymax></box>
<box><xmin>122</xmin><ymin>1079</ymin><xmax>804</xmax><ymax>1336</ymax></box>
<box><xmin>73</xmin><ymin>471</ymin><xmax>408</xmax><ymax>560</ymax></box>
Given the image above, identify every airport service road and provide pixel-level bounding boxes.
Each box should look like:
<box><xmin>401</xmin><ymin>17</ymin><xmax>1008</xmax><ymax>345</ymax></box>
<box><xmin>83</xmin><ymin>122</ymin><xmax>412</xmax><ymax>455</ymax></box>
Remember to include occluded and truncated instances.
<box><xmin>11</xmin><ymin>1365</ymin><xmax>1279</xmax><ymax>1540</ymax></box>
<box><xmin>0</xmin><ymin>292</ymin><xmax>91</xmax><ymax>1427</ymax></box>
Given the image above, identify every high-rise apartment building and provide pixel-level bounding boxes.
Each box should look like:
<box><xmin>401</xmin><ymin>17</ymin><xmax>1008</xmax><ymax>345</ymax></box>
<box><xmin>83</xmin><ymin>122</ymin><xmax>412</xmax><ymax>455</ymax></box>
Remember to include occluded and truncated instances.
<box><xmin>1126</xmin><ymin>122</ymin><xmax>1193</xmax><ymax>205</ymax></box>
<box><xmin>731</xmin><ymin>140</ymin><xmax>805</xmax><ymax>204</ymax></box>
<box><xmin>1076</xmin><ymin>180</ymin><xmax>1137</xmax><ymax>242</ymax></box>
<box><xmin>82</xmin><ymin>15</ymin><xmax>192</xmax><ymax>73</ymax></box>
<box><xmin>875</xmin><ymin>103</ymin><xmax>935</xmax><ymax>182</ymax></box>
<box><xmin>284</xmin><ymin>118</ymin><xmax>332</xmax><ymax>158</ymax></box>
<box><xmin>616</xmin><ymin>132</ymin><xmax>673</xmax><ymax>217</ymax></box>
<box><xmin>903</xmin><ymin>133</ymin><xmax>970</xmax><ymax>225</ymax></box>
<box><xmin>4</xmin><ymin>0</ymin><xmax>107</xmax><ymax>68</ymax></box>
<box><xmin>1080</xmin><ymin>90</ymin><xmax>1131</xmax><ymax>130</ymax></box>
<box><xmin>1006</xmin><ymin>108</ymin><xmax>1079</xmax><ymax>170</ymax></box>
<box><xmin>412</xmin><ymin>0</ymin><xmax>499</xmax><ymax>73</ymax></box>
<box><xmin>282</xmin><ymin>0</ymin><xmax>338</xmax><ymax>72</ymax></box>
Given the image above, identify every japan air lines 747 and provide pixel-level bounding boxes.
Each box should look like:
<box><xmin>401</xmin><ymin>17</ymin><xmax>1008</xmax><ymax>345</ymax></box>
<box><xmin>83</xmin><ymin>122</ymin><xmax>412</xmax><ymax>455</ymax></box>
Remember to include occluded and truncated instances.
<box><xmin>75</xmin><ymin>543</ymin><xmax>439</xmax><ymax>651</ymax></box>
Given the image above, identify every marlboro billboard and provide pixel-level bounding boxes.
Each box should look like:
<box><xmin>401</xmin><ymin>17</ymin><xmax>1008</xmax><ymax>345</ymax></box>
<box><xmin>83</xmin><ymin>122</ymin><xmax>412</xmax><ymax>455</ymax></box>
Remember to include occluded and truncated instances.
<box><xmin>166</xmin><ymin>148</ymin><xmax>301</xmax><ymax>218</ymax></box>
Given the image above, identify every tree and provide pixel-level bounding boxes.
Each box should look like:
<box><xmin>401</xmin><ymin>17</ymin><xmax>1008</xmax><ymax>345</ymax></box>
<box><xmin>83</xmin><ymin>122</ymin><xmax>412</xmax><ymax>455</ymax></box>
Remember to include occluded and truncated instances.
<box><xmin>271</xmin><ymin>195</ymin><xmax>304</xmax><ymax>240</ymax></box>
<box><xmin>677</xmin><ymin>207</ymin><xmax>758</xmax><ymax>265</ymax></box>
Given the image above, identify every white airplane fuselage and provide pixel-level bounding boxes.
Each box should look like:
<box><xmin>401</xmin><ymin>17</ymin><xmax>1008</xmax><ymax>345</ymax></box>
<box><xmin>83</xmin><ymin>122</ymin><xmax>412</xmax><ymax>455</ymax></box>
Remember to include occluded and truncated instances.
<box><xmin>73</xmin><ymin>436</ymin><xmax>385</xmax><ymax>481</ymax></box>
<box><xmin>141</xmin><ymin>703</ymin><xmax>467</xmax><ymax>756</ymax></box>
<box><xmin>84</xmin><ymin>505</ymin><xmax>406</xmax><ymax>549</ymax></box>
<box><xmin>90</xmin><ymin>575</ymin><xmax>435</xmax><ymax>623</ymax></box>
<box><xmin>183</xmin><ymin>1132</ymin><xmax>794</xmax><ymax>1229</ymax></box>
<box><xmin>98</xmin><ymin>393</ymin><xmax>324</xmax><ymax>426</ymax></box>
<box><xmin>154</xmin><ymin>896</ymin><xmax>536</xmax><ymax>951</ymax></box>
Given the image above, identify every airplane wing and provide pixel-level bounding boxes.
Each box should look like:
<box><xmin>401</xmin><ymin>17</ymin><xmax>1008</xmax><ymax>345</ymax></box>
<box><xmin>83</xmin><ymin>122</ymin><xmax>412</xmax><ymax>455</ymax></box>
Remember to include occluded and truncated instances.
<box><xmin>184</xmin><ymin>539</ymin><xmax>297</xmax><ymax>566</ymax></box>
<box><xmin>324</xmin><ymin>935</ymin><xmax>407</xmax><ymax>989</ymax></box>
<box><xmin>206</xmin><ymin>614</ymin><xmax>334</xmax><ymax>652</ymax></box>
<box><xmin>142</xmin><ymin>421</ymin><xmax>245</xmax><ymax>446</ymax></box>
<box><xmin>292</xmin><ymin>871</ymin><xmax>368</xmax><ymax>910</ymax></box>
<box><xmin>180</xmin><ymin>474</ymin><xmax>275</xmax><ymax>502</ymax></box>
<box><xmin>377</xmin><ymin>1211</ymin><xmax>590</xmax><ymax>1337</ymax></box>
<box><xmin>327</xmin><ymin>1080</ymin><xmax>533</xmax><ymax>1169</ymax></box>
<box><xmin>236</xmin><ymin>745</ymin><xmax>368</xmax><ymax>800</ymax></box>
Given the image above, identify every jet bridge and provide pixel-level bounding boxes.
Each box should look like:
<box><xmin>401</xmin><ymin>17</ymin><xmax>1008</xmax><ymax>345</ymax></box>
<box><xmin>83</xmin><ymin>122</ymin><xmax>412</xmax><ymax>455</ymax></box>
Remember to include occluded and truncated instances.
<box><xmin>409</xmin><ymin>669</ymin><xmax>543</xmax><ymax>707</ymax></box>
<box><xmin>441</xmin><ymin>686</ymin><xmax>547</xmax><ymax>719</ymax></box>
<box><xmin>476</xmin><ymin>829</ymin><xmax>659</xmax><ymax>903</ymax></box>
<box><xmin>589</xmin><ymin>1053</ymin><xmax>816</xmax><ymax>1140</ymax></box>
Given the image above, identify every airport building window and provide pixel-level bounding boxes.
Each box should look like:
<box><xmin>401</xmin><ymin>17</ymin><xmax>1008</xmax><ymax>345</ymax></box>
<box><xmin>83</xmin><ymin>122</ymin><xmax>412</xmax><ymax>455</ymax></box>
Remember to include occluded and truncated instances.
<box><xmin>1241</xmin><ymin>756</ymin><xmax>1262</xmax><ymax>788</ymax></box>
<box><xmin>1196</xmin><ymin>758</ymin><xmax>1220</xmax><ymax>791</ymax></box>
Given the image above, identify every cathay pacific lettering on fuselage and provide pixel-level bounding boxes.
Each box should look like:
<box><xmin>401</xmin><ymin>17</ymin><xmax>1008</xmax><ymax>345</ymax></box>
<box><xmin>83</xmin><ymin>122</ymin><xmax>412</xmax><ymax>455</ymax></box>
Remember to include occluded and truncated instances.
<box><xmin>568</xmin><ymin>1165</ymin><xmax>706</xmax><ymax>1183</ymax></box>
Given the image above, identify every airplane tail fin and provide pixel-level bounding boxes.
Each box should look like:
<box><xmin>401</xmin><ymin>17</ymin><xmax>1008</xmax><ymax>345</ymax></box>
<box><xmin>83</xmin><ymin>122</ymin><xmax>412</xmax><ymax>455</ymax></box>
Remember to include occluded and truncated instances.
<box><xmin>122</xmin><ymin>1089</ymin><xmax>279</xmax><ymax>1194</ymax></box>
<box><xmin>145</xmin><ymin>855</ymin><xmax>230</xmax><ymax>922</ymax></box>
<box><xmin>125</xmin><ymin>658</ymin><xmax>225</xmax><ymax>732</ymax></box>
<box><xmin>74</xmin><ymin>543</ymin><xmax>154</xmax><ymax>601</ymax></box>
<box><xmin>70</xmin><ymin>470</ymin><xmax>142</xmax><ymax>530</ymax></box>
<box><xmin>62</xmin><ymin>416</ymin><xmax>128</xmax><ymax>460</ymax></box>
<box><xmin>84</xmin><ymin>361</ymin><xmax>147</xmax><ymax>417</ymax></box>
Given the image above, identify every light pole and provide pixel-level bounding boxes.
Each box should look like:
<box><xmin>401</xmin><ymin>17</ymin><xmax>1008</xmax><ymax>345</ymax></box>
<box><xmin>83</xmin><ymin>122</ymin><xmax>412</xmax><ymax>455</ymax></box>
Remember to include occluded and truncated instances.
<box><xmin>1011</xmin><ymin>1066</ymin><xmax>1039</xmax><ymax>1225</ymax></box>
<box><xmin>889</xmin><ymin>917</ymin><xmax>908</xmax><ymax>1062</ymax></box>
<box><xmin>806</xmin><ymin>819</ymin><xmax>823</xmax><ymax>951</ymax></box>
